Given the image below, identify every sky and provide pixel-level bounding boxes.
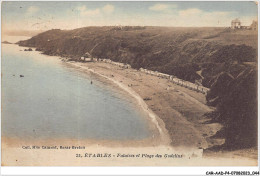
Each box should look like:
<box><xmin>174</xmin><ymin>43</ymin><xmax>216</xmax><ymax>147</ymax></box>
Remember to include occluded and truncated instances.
<box><xmin>1</xmin><ymin>1</ymin><xmax>258</xmax><ymax>32</ymax></box>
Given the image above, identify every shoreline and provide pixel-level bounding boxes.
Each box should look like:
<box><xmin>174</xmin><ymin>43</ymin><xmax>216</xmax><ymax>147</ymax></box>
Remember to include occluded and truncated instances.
<box><xmin>1</xmin><ymin>44</ymin><xmax>258</xmax><ymax>166</ymax></box>
<box><xmin>1</xmin><ymin>44</ymin><xmax>170</xmax><ymax>147</ymax></box>
<box><xmin>62</xmin><ymin>60</ymin><xmax>218</xmax><ymax>148</ymax></box>
<box><xmin>64</xmin><ymin>61</ymin><xmax>171</xmax><ymax>146</ymax></box>
<box><xmin>61</xmin><ymin>60</ymin><xmax>258</xmax><ymax>164</ymax></box>
<box><xmin>2</xmin><ymin>44</ymin><xmax>219</xmax><ymax>148</ymax></box>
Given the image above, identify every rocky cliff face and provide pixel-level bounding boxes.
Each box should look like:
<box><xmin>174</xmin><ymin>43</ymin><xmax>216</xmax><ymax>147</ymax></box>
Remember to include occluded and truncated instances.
<box><xmin>206</xmin><ymin>72</ymin><xmax>234</xmax><ymax>106</ymax></box>
<box><xmin>207</xmin><ymin>68</ymin><xmax>257</xmax><ymax>149</ymax></box>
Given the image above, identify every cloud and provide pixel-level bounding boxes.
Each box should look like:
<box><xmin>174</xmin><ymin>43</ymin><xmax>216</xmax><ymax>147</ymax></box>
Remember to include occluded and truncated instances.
<box><xmin>26</xmin><ymin>6</ymin><xmax>39</xmax><ymax>15</ymax></box>
<box><xmin>4</xmin><ymin>2</ymin><xmax>256</xmax><ymax>32</ymax></box>
<box><xmin>77</xmin><ymin>4</ymin><xmax>115</xmax><ymax>17</ymax></box>
<box><xmin>147</xmin><ymin>6</ymin><xmax>248</xmax><ymax>27</ymax></box>
<box><xmin>77</xmin><ymin>5</ymin><xmax>100</xmax><ymax>16</ymax></box>
<box><xmin>149</xmin><ymin>3</ymin><xmax>176</xmax><ymax>12</ymax></box>
<box><xmin>169</xmin><ymin>9</ymin><xmax>236</xmax><ymax>27</ymax></box>
<box><xmin>179</xmin><ymin>8</ymin><xmax>202</xmax><ymax>17</ymax></box>
<box><xmin>102</xmin><ymin>4</ymin><xmax>114</xmax><ymax>14</ymax></box>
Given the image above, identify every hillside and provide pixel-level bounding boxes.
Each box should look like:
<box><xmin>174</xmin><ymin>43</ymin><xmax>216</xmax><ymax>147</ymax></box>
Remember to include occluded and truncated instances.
<box><xmin>206</xmin><ymin>68</ymin><xmax>257</xmax><ymax>149</ymax></box>
<box><xmin>17</xmin><ymin>26</ymin><xmax>257</xmax><ymax>86</ymax></box>
<box><xmin>2</xmin><ymin>41</ymin><xmax>12</xmax><ymax>44</ymax></box>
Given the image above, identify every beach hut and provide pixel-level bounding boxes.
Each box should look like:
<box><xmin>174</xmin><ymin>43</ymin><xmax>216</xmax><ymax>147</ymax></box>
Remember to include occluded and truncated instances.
<box><xmin>150</xmin><ymin>71</ymin><xmax>155</xmax><ymax>76</ymax></box>
<box><xmin>124</xmin><ymin>64</ymin><xmax>131</xmax><ymax>69</ymax></box>
<box><xmin>81</xmin><ymin>52</ymin><xmax>92</xmax><ymax>62</ymax></box>
<box><xmin>85</xmin><ymin>58</ymin><xmax>92</xmax><ymax>62</ymax></box>
<box><xmin>157</xmin><ymin>73</ymin><xmax>163</xmax><ymax>77</ymax></box>
<box><xmin>119</xmin><ymin>63</ymin><xmax>125</xmax><ymax>68</ymax></box>
<box><xmin>84</xmin><ymin>52</ymin><xmax>92</xmax><ymax>58</ymax></box>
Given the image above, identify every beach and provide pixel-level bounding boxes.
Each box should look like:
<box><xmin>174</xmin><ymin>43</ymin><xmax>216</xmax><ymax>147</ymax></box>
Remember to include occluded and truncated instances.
<box><xmin>1</xmin><ymin>46</ymin><xmax>257</xmax><ymax>166</ymax></box>
<box><xmin>65</xmin><ymin>61</ymin><xmax>221</xmax><ymax>149</ymax></box>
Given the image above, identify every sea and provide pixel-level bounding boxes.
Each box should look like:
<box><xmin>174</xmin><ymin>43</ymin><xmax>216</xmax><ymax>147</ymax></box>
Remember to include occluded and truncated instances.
<box><xmin>1</xmin><ymin>36</ymin><xmax>150</xmax><ymax>140</ymax></box>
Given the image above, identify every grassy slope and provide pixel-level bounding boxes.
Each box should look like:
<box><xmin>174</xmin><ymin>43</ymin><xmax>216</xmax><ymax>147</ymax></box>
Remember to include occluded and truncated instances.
<box><xmin>18</xmin><ymin>27</ymin><xmax>257</xmax><ymax>84</ymax></box>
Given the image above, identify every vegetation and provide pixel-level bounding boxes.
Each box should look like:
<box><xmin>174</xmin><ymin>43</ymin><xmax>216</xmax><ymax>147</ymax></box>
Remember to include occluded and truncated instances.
<box><xmin>17</xmin><ymin>27</ymin><xmax>257</xmax><ymax>83</ymax></box>
<box><xmin>207</xmin><ymin>68</ymin><xmax>257</xmax><ymax>149</ymax></box>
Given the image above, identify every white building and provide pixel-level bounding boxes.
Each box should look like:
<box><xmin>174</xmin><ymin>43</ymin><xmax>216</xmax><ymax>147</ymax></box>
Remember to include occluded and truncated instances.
<box><xmin>231</xmin><ymin>18</ymin><xmax>241</xmax><ymax>29</ymax></box>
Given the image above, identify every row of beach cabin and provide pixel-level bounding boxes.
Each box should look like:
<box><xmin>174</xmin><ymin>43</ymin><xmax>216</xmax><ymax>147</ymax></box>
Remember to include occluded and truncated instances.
<box><xmin>102</xmin><ymin>59</ymin><xmax>131</xmax><ymax>69</ymax></box>
<box><xmin>139</xmin><ymin>68</ymin><xmax>209</xmax><ymax>94</ymax></box>
<box><xmin>80</xmin><ymin>57</ymin><xmax>131</xmax><ymax>69</ymax></box>
<box><xmin>80</xmin><ymin>56</ymin><xmax>209</xmax><ymax>94</ymax></box>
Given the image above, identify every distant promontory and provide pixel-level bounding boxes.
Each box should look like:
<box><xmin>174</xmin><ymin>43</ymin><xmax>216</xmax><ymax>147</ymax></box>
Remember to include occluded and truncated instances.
<box><xmin>2</xmin><ymin>41</ymin><xmax>12</xmax><ymax>44</ymax></box>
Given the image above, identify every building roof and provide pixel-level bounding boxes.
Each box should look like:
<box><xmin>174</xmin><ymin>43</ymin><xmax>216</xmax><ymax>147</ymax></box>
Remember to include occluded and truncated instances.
<box><xmin>231</xmin><ymin>18</ymin><xmax>241</xmax><ymax>23</ymax></box>
<box><xmin>84</xmin><ymin>52</ymin><xmax>91</xmax><ymax>57</ymax></box>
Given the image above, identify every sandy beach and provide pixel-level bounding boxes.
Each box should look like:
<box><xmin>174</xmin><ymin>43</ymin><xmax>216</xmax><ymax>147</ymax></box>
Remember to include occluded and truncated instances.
<box><xmin>66</xmin><ymin>61</ymin><xmax>221</xmax><ymax>149</ymax></box>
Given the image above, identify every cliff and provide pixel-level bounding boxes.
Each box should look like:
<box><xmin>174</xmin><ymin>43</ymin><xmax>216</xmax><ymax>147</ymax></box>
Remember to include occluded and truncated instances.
<box><xmin>207</xmin><ymin>68</ymin><xmax>257</xmax><ymax>149</ymax></box>
<box><xmin>17</xmin><ymin>27</ymin><xmax>257</xmax><ymax>86</ymax></box>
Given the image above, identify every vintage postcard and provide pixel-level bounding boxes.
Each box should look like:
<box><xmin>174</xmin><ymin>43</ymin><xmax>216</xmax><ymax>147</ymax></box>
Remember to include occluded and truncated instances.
<box><xmin>1</xmin><ymin>0</ymin><xmax>259</xmax><ymax>170</ymax></box>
